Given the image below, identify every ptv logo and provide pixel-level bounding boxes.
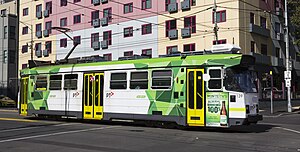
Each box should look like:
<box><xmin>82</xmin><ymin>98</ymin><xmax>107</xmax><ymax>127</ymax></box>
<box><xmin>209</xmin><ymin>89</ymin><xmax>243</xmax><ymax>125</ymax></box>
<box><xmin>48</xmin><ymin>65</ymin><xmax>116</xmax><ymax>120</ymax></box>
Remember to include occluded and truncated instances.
<box><xmin>73</xmin><ymin>92</ymin><xmax>80</xmax><ymax>98</ymax></box>
<box><xmin>106</xmin><ymin>92</ymin><xmax>114</xmax><ymax>98</ymax></box>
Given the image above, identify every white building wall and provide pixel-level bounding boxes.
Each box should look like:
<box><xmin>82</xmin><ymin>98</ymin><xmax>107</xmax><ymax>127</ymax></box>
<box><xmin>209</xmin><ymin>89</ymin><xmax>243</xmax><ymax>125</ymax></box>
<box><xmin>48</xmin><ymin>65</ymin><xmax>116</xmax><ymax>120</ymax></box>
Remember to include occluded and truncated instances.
<box><xmin>56</xmin><ymin>16</ymin><xmax>158</xmax><ymax>60</ymax></box>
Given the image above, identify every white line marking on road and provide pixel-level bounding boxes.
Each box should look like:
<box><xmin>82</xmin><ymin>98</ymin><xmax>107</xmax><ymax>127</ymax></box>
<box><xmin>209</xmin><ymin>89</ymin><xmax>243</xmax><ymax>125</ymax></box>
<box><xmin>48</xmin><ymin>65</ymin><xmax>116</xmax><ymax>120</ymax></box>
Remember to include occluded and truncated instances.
<box><xmin>0</xmin><ymin>123</ymin><xmax>78</xmax><ymax>133</ymax></box>
<box><xmin>275</xmin><ymin>127</ymin><xmax>300</xmax><ymax>134</ymax></box>
<box><xmin>0</xmin><ymin>126</ymin><xmax>119</xmax><ymax>143</ymax></box>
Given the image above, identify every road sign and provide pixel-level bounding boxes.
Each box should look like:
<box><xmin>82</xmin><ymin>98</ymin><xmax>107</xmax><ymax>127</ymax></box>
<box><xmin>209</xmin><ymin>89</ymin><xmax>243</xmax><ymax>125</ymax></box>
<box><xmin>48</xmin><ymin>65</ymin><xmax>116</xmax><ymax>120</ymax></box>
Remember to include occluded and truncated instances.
<box><xmin>284</xmin><ymin>71</ymin><xmax>291</xmax><ymax>79</ymax></box>
<box><xmin>285</xmin><ymin>79</ymin><xmax>291</xmax><ymax>87</ymax></box>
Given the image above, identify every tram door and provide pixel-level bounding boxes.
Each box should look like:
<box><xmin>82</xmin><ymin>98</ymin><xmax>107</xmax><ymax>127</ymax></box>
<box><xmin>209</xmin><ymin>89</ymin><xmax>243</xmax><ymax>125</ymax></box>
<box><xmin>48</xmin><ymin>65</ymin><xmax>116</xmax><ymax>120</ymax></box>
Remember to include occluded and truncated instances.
<box><xmin>187</xmin><ymin>69</ymin><xmax>205</xmax><ymax>126</ymax></box>
<box><xmin>83</xmin><ymin>73</ymin><xmax>104</xmax><ymax>120</ymax></box>
<box><xmin>20</xmin><ymin>77</ymin><xmax>29</xmax><ymax>116</ymax></box>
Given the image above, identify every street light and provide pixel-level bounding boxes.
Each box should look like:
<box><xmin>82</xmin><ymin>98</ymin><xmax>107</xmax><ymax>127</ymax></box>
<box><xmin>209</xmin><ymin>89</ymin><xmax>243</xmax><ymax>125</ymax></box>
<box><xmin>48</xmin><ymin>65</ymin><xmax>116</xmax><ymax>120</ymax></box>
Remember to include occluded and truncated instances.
<box><xmin>19</xmin><ymin>21</ymin><xmax>33</xmax><ymax>60</ymax></box>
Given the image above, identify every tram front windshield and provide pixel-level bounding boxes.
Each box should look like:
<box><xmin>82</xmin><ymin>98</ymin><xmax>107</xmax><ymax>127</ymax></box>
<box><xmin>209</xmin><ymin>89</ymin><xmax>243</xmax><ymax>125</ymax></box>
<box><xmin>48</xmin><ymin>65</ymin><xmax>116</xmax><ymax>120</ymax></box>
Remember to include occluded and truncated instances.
<box><xmin>224</xmin><ymin>68</ymin><xmax>257</xmax><ymax>93</ymax></box>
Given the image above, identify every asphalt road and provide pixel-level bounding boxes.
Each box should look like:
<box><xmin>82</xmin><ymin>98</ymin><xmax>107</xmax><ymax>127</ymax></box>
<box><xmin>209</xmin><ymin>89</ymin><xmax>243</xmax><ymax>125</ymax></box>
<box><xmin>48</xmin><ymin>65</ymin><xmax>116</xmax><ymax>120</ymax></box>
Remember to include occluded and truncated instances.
<box><xmin>0</xmin><ymin>109</ymin><xmax>299</xmax><ymax>152</ymax></box>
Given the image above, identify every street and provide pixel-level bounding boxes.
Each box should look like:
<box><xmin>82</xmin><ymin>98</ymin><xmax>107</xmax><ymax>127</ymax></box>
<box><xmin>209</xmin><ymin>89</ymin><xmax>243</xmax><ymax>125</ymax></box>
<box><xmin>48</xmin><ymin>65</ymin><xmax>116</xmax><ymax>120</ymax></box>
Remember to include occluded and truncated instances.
<box><xmin>0</xmin><ymin>109</ymin><xmax>299</xmax><ymax>152</ymax></box>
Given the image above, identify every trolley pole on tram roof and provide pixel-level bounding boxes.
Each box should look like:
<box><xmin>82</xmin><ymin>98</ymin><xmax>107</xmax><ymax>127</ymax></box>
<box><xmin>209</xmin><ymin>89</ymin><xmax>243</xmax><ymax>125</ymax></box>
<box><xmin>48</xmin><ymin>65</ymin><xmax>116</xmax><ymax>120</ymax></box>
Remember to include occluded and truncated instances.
<box><xmin>284</xmin><ymin>0</ymin><xmax>292</xmax><ymax>112</ymax></box>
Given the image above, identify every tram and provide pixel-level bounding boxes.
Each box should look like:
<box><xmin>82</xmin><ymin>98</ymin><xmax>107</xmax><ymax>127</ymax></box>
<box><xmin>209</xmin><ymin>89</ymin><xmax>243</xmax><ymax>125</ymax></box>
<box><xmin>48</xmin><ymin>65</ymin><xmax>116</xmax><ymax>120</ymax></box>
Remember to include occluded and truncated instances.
<box><xmin>19</xmin><ymin>44</ymin><xmax>262</xmax><ymax>127</ymax></box>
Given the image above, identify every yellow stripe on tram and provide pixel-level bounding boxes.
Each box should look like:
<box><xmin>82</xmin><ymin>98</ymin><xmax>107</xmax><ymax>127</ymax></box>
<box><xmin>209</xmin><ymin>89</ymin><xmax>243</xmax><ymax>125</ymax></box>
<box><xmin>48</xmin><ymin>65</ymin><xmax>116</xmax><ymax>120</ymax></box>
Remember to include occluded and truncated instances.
<box><xmin>229</xmin><ymin>108</ymin><xmax>246</xmax><ymax>112</ymax></box>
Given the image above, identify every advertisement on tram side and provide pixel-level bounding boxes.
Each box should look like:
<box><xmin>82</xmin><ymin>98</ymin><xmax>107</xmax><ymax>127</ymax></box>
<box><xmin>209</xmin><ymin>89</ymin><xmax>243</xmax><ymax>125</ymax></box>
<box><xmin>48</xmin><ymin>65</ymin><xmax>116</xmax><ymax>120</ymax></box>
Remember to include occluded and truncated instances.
<box><xmin>206</xmin><ymin>92</ymin><xmax>229</xmax><ymax>127</ymax></box>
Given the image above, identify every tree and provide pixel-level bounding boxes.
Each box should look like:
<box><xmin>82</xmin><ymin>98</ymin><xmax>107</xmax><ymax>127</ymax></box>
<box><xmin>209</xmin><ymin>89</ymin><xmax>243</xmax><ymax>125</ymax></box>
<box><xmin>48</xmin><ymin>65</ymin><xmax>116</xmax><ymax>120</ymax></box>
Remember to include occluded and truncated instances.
<box><xmin>288</xmin><ymin>0</ymin><xmax>300</xmax><ymax>45</ymax></box>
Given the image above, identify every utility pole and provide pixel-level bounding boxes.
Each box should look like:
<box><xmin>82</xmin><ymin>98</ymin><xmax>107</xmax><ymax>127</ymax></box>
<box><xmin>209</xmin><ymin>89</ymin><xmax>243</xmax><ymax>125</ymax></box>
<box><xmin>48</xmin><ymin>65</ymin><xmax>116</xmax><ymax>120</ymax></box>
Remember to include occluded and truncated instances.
<box><xmin>213</xmin><ymin>0</ymin><xmax>218</xmax><ymax>44</ymax></box>
<box><xmin>284</xmin><ymin>0</ymin><xmax>292</xmax><ymax>112</ymax></box>
<box><xmin>30</xmin><ymin>24</ymin><xmax>33</xmax><ymax>60</ymax></box>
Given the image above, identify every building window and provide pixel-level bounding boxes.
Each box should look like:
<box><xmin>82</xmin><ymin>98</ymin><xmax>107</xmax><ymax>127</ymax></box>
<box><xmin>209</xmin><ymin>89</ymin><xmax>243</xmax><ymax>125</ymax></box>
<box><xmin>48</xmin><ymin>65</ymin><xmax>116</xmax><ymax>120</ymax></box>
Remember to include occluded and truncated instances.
<box><xmin>73</xmin><ymin>14</ymin><xmax>81</xmax><ymax>24</ymax></box>
<box><xmin>142</xmin><ymin>24</ymin><xmax>152</xmax><ymax>35</ymax></box>
<box><xmin>91</xmin><ymin>10</ymin><xmax>99</xmax><ymax>20</ymax></box>
<box><xmin>22</xmin><ymin>45</ymin><xmax>28</xmax><ymax>53</ymax></box>
<box><xmin>45</xmin><ymin>41</ymin><xmax>52</xmax><ymax>54</ymax></box>
<box><xmin>22</xmin><ymin>27</ymin><xmax>29</xmax><ymax>35</ymax></box>
<box><xmin>151</xmin><ymin>70</ymin><xmax>172</xmax><ymax>89</ymax></box>
<box><xmin>45</xmin><ymin>1</ymin><xmax>52</xmax><ymax>14</ymax></box>
<box><xmin>103</xmin><ymin>7</ymin><xmax>112</xmax><ymax>22</ymax></box>
<box><xmin>184</xmin><ymin>16</ymin><xmax>196</xmax><ymax>33</ymax></box>
<box><xmin>36</xmin><ymin>24</ymin><xmax>42</xmax><ymax>33</ymax></box>
<box><xmin>60</xmin><ymin>38</ymin><xmax>67</xmax><ymax>48</ymax></box>
<box><xmin>124</xmin><ymin>3</ymin><xmax>133</xmax><ymax>14</ymax></box>
<box><xmin>142</xmin><ymin>49</ymin><xmax>152</xmax><ymax>57</ymax></box>
<box><xmin>103</xmin><ymin>31</ymin><xmax>112</xmax><ymax>45</ymax></box>
<box><xmin>260</xmin><ymin>16</ymin><xmax>267</xmax><ymax>28</ymax></box>
<box><xmin>250</xmin><ymin>12</ymin><xmax>255</xmax><ymax>24</ymax></box>
<box><xmin>213</xmin><ymin>39</ymin><xmax>226</xmax><ymax>45</ymax></box>
<box><xmin>61</xmin><ymin>0</ymin><xmax>67</xmax><ymax>6</ymax></box>
<box><xmin>124</xmin><ymin>27</ymin><xmax>133</xmax><ymax>37</ymax></box>
<box><xmin>91</xmin><ymin>33</ymin><xmax>99</xmax><ymax>47</ymax></box>
<box><xmin>4</xmin><ymin>26</ymin><xmax>7</xmax><ymax>39</ymax></box>
<box><xmin>74</xmin><ymin>0</ymin><xmax>81</xmax><ymax>3</ymax></box>
<box><xmin>165</xmin><ymin>19</ymin><xmax>176</xmax><ymax>37</ymax></box>
<box><xmin>1</xmin><ymin>9</ymin><xmax>6</xmax><ymax>16</ymax></box>
<box><xmin>183</xmin><ymin>43</ymin><xmax>195</xmax><ymax>52</ymax></box>
<box><xmin>130</xmin><ymin>72</ymin><xmax>148</xmax><ymax>89</ymax></box>
<box><xmin>213</xmin><ymin>10</ymin><xmax>226</xmax><ymax>23</ymax></box>
<box><xmin>208</xmin><ymin>69</ymin><xmax>222</xmax><ymax>90</ymax></box>
<box><xmin>60</xmin><ymin>17</ymin><xmax>67</xmax><ymax>27</ymax></box>
<box><xmin>49</xmin><ymin>75</ymin><xmax>62</xmax><ymax>90</ymax></box>
<box><xmin>142</xmin><ymin>0</ymin><xmax>151</xmax><ymax>10</ymax></box>
<box><xmin>275</xmin><ymin>47</ymin><xmax>280</xmax><ymax>58</ymax></box>
<box><xmin>166</xmin><ymin>45</ymin><xmax>178</xmax><ymax>54</ymax></box>
<box><xmin>104</xmin><ymin>53</ymin><xmax>112</xmax><ymax>61</ymax></box>
<box><xmin>251</xmin><ymin>41</ymin><xmax>255</xmax><ymax>53</ymax></box>
<box><xmin>36</xmin><ymin>4</ymin><xmax>42</xmax><ymax>14</ymax></box>
<box><xmin>110</xmin><ymin>73</ymin><xmax>127</xmax><ymax>89</ymax></box>
<box><xmin>191</xmin><ymin>0</ymin><xmax>196</xmax><ymax>6</ymax></box>
<box><xmin>22</xmin><ymin>64</ymin><xmax>27</xmax><ymax>69</ymax></box>
<box><xmin>261</xmin><ymin>44</ymin><xmax>268</xmax><ymax>55</ymax></box>
<box><xmin>23</xmin><ymin>8</ymin><xmax>29</xmax><ymax>16</ymax></box>
<box><xmin>275</xmin><ymin>22</ymin><xmax>281</xmax><ymax>35</ymax></box>
<box><xmin>73</xmin><ymin>36</ymin><xmax>81</xmax><ymax>45</ymax></box>
<box><xmin>124</xmin><ymin>51</ymin><xmax>133</xmax><ymax>56</ymax></box>
<box><xmin>35</xmin><ymin>43</ymin><xmax>42</xmax><ymax>58</ymax></box>
<box><xmin>64</xmin><ymin>74</ymin><xmax>78</xmax><ymax>90</ymax></box>
<box><xmin>45</xmin><ymin>21</ymin><xmax>52</xmax><ymax>34</ymax></box>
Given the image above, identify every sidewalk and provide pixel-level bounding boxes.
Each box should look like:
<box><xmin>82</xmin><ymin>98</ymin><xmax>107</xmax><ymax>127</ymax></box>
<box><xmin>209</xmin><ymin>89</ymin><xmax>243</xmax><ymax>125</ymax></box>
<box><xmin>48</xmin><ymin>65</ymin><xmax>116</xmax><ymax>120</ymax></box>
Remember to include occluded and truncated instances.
<box><xmin>259</xmin><ymin>100</ymin><xmax>300</xmax><ymax>116</ymax></box>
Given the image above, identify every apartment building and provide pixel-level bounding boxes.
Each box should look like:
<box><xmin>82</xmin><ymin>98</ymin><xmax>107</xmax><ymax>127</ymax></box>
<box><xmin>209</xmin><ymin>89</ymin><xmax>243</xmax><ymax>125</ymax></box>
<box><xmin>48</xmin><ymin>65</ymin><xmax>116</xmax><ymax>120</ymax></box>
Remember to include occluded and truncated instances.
<box><xmin>18</xmin><ymin>0</ymin><xmax>300</xmax><ymax>98</ymax></box>
<box><xmin>0</xmin><ymin>0</ymin><xmax>18</xmax><ymax>100</ymax></box>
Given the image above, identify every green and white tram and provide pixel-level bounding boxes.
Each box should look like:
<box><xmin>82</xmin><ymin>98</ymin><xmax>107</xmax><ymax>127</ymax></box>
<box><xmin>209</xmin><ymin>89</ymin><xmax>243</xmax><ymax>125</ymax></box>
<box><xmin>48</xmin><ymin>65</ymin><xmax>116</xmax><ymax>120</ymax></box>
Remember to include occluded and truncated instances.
<box><xmin>19</xmin><ymin>44</ymin><xmax>262</xmax><ymax>128</ymax></box>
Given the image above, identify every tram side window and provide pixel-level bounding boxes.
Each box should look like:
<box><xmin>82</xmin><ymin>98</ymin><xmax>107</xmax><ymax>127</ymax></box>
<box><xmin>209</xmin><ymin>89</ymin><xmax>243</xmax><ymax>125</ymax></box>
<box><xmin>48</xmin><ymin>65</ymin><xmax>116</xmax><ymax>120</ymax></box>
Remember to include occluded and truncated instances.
<box><xmin>49</xmin><ymin>75</ymin><xmax>62</xmax><ymax>90</ymax></box>
<box><xmin>64</xmin><ymin>74</ymin><xmax>78</xmax><ymax>90</ymax></box>
<box><xmin>35</xmin><ymin>75</ymin><xmax>48</xmax><ymax>91</ymax></box>
<box><xmin>208</xmin><ymin>69</ymin><xmax>222</xmax><ymax>90</ymax></box>
<box><xmin>151</xmin><ymin>70</ymin><xmax>172</xmax><ymax>89</ymax></box>
<box><xmin>130</xmin><ymin>72</ymin><xmax>148</xmax><ymax>89</ymax></box>
<box><xmin>110</xmin><ymin>73</ymin><xmax>127</xmax><ymax>89</ymax></box>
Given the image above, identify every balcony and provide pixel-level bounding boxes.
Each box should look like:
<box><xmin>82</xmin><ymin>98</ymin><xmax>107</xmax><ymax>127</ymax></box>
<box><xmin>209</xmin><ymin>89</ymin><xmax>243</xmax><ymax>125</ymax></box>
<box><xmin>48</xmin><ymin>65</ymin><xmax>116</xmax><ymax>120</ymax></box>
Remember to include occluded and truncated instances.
<box><xmin>101</xmin><ymin>17</ymin><xmax>108</xmax><ymax>26</ymax></box>
<box><xmin>36</xmin><ymin>11</ymin><xmax>42</xmax><ymax>19</ymax></box>
<box><xmin>101</xmin><ymin>0</ymin><xmax>108</xmax><ymax>4</ymax></box>
<box><xmin>92</xmin><ymin>19</ymin><xmax>100</xmax><ymax>28</ymax></box>
<box><xmin>92</xmin><ymin>41</ymin><xmax>100</xmax><ymax>50</ymax></box>
<box><xmin>43</xmin><ymin>29</ymin><xmax>49</xmax><ymax>37</ymax></box>
<box><xmin>36</xmin><ymin>31</ymin><xmax>42</xmax><ymax>38</ymax></box>
<box><xmin>168</xmin><ymin>3</ymin><xmax>178</xmax><ymax>13</ymax></box>
<box><xmin>276</xmin><ymin>33</ymin><xmax>284</xmax><ymax>41</ymax></box>
<box><xmin>35</xmin><ymin>50</ymin><xmax>42</xmax><ymax>58</ymax></box>
<box><xmin>276</xmin><ymin>7</ymin><xmax>283</xmax><ymax>16</ymax></box>
<box><xmin>43</xmin><ymin>10</ymin><xmax>49</xmax><ymax>18</ymax></box>
<box><xmin>101</xmin><ymin>40</ymin><xmax>108</xmax><ymax>49</ymax></box>
<box><xmin>181</xmin><ymin>28</ymin><xmax>191</xmax><ymax>38</ymax></box>
<box><xmin>92</xmin><ymin>0</ymin><xmax>100</xmax><ymax>5</ymax></box>
<box><xmin>181</xmin><ymin>0</ymin><xmax>190</xmax><ymax>11</ymax></box>
<box><xmin>43</xmin><ymin>50</ymin><xmax>49</xmax><ymax>57</ymax></box>
<box><xmin>168</xmin><ymin>29</ymin><xmax>178</xmax><ymax>40</ymax></box>
<box><xmin>249</xmin><ymin>23</ymin><xmax>270</xmax><ymax>37</ymax></box>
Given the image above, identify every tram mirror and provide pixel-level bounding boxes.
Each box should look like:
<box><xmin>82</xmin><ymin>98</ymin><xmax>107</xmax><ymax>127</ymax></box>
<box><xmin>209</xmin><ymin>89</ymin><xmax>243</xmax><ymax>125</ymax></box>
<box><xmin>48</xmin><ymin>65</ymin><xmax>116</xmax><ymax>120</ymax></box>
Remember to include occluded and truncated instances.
<box><xmin>203</xmin><ymin>74</ymin><xmax>210</xmax><ymax>81</ymax></box>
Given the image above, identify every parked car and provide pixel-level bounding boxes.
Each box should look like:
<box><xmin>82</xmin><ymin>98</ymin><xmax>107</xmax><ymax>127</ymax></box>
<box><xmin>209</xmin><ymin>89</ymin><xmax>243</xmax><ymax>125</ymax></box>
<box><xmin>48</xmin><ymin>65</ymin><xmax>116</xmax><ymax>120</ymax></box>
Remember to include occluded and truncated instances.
<box><xmin>0</xmin><ymin>96</ymin><xmax>16</xmax><ymax>107</ymax></box>
<box><xmin>263</xmin><ymin>87</ymin><xmax>283</xmax><ymax>99</ymax></box>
